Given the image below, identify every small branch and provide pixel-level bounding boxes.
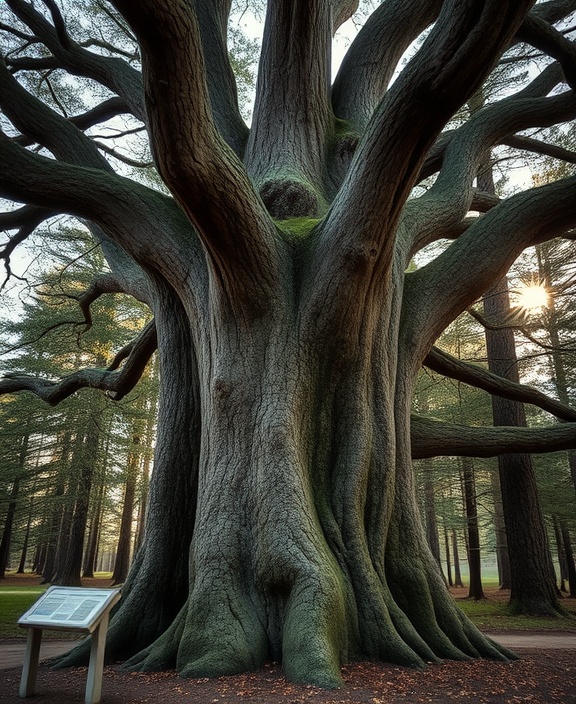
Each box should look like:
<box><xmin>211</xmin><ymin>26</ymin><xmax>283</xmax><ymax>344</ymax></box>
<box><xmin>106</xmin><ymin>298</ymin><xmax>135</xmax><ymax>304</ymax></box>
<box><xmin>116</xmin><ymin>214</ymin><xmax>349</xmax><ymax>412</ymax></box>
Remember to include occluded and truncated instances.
<box><xmin>0</xmin><ymin>21</ymin><xmax>35</xmax><ymax>42</ymax></box>
<box><xmin>107</xmin><ymin>319</ymin><xmax>155</xmax><ymax>371</ymax></box>
<box><xmin>39</xmin><ymin>0</ymin><xmax>71</xmax><ymax>49</ymax></box>
<box><xmin>73</xmin><ymin>273</ymin><xmax>125</xmax><ymax>329</ymax></box>
<box><xmin>79</xmin><ymin>38</ymin><xmax>137</xmax><ymax>60</ymax></box>
<box><xmin>0</xmin><ymin>204</ymin><xmax>57</xmax><ymax>231</ymax></box>
<box><xmin>69</xmin><ymin>97</ymin><xmax>132</xmax><ymax>131</ymax></box>
<box><xmin>0</xmin><ymin>320</ymin><xmax>157</xmax><ymax>404</ymax></box>
<box><xmin>517</xmin><ymin>13</ymin><xmax>576</xmax><ymax>89</ymax></box>
<box><xmin>411</xmin><ymin>414</ymin><xmax>576</xmax><ymax>459</ymax></box>
<box><xmin>503</xmin><ymin>134</ymin><xmax>576</xmax><ymax>164</ymax></box>
<box><xmin>7</xmin><ymin>56</ymin><xmax>60</xmax><ymax>72</ymax></box>
<box><xmin>40</xmin><ymin>70</ymin><xmax>68</xmax><ymax>117</ymax></box>
<box><xmin>93</xmin><ymin>140</ymin><xmax>153</xmax><ymax>168</ymax></box>
<box><xmin>424</xmin><ymin>345</ymin><xmax>576</xmax><ymax>422</ymax></box>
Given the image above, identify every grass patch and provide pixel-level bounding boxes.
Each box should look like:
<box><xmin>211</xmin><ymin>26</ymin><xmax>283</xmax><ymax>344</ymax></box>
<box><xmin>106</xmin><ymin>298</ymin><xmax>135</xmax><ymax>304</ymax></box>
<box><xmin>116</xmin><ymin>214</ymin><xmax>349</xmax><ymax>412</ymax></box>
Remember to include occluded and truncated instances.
<box><xmin>0</xmin><ymin>590</ymin><xmax>46</xmax><ymax>638</ymax></box>
<box><xmin>455</xmin><ymin>592</ymin><xmax>576</xmax><ymax>631</ymax></box>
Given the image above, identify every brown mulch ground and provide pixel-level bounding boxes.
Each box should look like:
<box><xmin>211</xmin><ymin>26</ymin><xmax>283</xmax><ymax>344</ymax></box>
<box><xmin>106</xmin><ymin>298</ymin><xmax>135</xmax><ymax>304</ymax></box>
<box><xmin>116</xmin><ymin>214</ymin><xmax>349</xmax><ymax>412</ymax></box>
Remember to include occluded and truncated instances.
<box><xmin>2</xmin><ymin>575</ymin><xmax>575</xmax><ymax>703</ymax></box>
<box><xmin>2</xmin><ymin>650</ymin><xmax>575</xmax><ymax>704</ymax></box>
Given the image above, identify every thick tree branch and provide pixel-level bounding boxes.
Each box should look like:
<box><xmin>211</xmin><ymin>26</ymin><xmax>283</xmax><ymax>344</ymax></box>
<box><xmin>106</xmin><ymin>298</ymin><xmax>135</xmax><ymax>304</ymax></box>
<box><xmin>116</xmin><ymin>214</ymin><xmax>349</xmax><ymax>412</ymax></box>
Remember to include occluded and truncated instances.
<box><xmin>332</xmin><ymin>0</ymin><xmax>443</xmax><ymax>131</ymax></box>
<box><xmin>0</xmin><ymin>131</ymin><xmax>200</xmax><ymax>298</ymax></box>
<box><xmin>533</xmin><ymin>0</ymin><xmax>576</xmax><ymax>25</ymax></box>
<box><xmin>314</xmin><ymin>0</ymin><xmax>536</xmax><ymax>308</ymax></box>
<box><xmin>402</xmin><ymin>173</ymin><xmax>576</xmax><ymax>362</ymax></box>
<box><xmin>411</xmin><ymin>414</ymin><xmax>576</xmax><ymax>459</ymax></box>
<box><xmin>194</xmin><ymin>0</ymin><xmax>249</xmax><ymax>158</ymax></box>
<box><xmin>424</xmin><ymin>345</ymin><xmax>576</xmax><ymax>422</ymax></box>
<box><xmin>406</xmin><ymin>90</ymin><xmax>576</xmax><ymax>255</ymax></box>
<box><xmin>39</xmin><ymin>0</ymin><xmax>71</xmax><ymax>49</ymax></box>
<box><xmin>416</xmin><ymin>61</ymin><xmax>566</xmax><ymax>184</ymax></box>
<box><xmin>504</xmin><ymin>134</ymin><xmax>576</xmax><ymax>163</ymax></box>
<box><xmin>0</xmin><ymin>319</ymin><xmax>157</xmax><ymax>404</ymax></box>
<box><xmin>245</xmin><ymin>0</ymin><xmax>334</xmax><ymax>217</ymax></box>
<box><xmin>0</xmin><ymin>204</ymin><xmax>57</xmax><ymax>232</ymax></box>
<box><xmin>518</xmin><ymin>13</ymin><xmax>576</xmax><ymax>89</ymax></box>
<box><xmin>0</xmin><ymin>58</ymin><xmax>206</xmax><ymax>308</ymax></box>
<box><xmin>111</xmin><ymin>0</ymin><xmax>283</xmax><ymax>305</ymax></box>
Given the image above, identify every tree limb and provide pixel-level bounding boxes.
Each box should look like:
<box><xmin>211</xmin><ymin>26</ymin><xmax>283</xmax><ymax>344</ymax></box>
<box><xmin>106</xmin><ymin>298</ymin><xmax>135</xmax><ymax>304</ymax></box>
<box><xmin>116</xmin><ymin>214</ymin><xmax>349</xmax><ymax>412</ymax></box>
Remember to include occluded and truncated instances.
<box><xmin>411</xmin><ymin>414</ymin><xmax>576</xmax><ymax>458</ymax></box>
<box><xmin>314</xmin><ymin>0</ymin><xmax>537</xmax><ymax>312</ymax></box>
<box><xmin>402</xmin><ymin>173</ymin><xmax>576</xmax><ymax>361</ymax></box>
<box><xmin>193</xmin><ymin>0</ymin><xmax>249</xmax><ymax>158</ymax></box>
<box><xmin>0</xmin><ymin>319</ymin><xmax>158</xmax><ymax>404</ymax></box>
<box><xmin>503</xmin><ymin>134</ymin><xmax>576</xmax><ymax>163</ymax></box>
<box><xmin>5</xmin><ymin>0</ymin><xmax>146</xmax><ymax>120</ymax></box>
<box><xmin>73</xmin><ymin>273</ymin><xmax>126</xmax><ymax>329</ymax></box>
<box><xmin>332</xmin><ymin>0</ymin><xmax>443</xmax><ymax>131</ymax></box>
<box><xmin>245</xmin><ymin>0</ymin><xmax>334</xmax><ymax>217</ymax></box>
<box><xmin>0</xmin><ymin>130</ymin><xmax>200</xmax><ymax>296</ymax></box>
<box><xmin>424</xmin><ymin>345</ymin><xmax>576</xmax><ymax>421</ymax></box>
<box><xmin>93</xmin><ymin>140</ymin><xmax>153</xmax><ymax>168</ymax></box>
<box><xmin>110</xmin><ymin>0</ymin><xmax>283</xmax><ymax>305</ymax></box>
<box><xmin>406</xmin><ymin>90</ymin><xmax>576</xmax><ymax>256</ymax></box>
<box><xmin>517</xmin><ymin>12</ymin><xmax>576</xmax><ymax>89</ymax></box>
<box><xmin>39</xmin><ymin>0</ymin><xmax>71</xmax><ymax>50</ymax></box>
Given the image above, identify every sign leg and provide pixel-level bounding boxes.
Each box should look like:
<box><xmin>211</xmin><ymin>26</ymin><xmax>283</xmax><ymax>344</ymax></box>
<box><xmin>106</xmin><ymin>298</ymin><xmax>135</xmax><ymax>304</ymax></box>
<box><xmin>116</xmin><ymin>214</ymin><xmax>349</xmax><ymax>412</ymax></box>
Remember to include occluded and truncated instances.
<box><xmin>19</xmin><ymin>628</ymin><xmax>42</xmax><ymax>698</ymax></box>
<box><xmin>85</xmin><ymin>613</ymin><xmax>109</xmax><ymax>704</ymax></box>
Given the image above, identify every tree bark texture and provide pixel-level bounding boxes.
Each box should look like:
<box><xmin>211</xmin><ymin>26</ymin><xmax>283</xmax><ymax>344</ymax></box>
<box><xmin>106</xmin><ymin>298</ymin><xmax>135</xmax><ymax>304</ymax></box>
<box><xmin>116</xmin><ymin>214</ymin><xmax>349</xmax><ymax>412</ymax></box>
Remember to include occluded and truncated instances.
<box><xmin>6</xmin><ymin>0</ymin><xmax>576</xmax><ymax>688</ymax></box>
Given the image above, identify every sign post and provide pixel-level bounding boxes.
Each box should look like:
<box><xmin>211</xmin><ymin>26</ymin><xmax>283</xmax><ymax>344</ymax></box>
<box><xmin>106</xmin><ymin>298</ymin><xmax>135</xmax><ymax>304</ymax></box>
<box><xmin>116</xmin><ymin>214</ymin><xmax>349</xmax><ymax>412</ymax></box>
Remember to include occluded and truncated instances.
<box><xmin>18</xmin><ymin>586</ymin><xmax>121</xmax><ymax>704</ymax></box>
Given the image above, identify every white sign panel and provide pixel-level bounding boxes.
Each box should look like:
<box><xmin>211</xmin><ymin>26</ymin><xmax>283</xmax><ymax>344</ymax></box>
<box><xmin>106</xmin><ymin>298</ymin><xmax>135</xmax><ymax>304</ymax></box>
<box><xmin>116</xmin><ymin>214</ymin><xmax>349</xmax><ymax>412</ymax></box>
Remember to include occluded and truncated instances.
<box><xmin>18</xmin><ymin>586</ymin><xmax>121</xmax><ymax>633</ymax></box>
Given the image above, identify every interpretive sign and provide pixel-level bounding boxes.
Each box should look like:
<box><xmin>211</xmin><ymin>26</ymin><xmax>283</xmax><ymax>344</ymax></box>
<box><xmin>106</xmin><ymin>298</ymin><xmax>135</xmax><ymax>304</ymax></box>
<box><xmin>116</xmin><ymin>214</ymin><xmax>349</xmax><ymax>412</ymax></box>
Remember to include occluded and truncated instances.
<box><xmin>18</xmin><ymin>586</ymin><xmax>120</xmax><ymax>632</ymax></box>
<box><xmin>18</xmin><ymin>586</ymin><xmax>121</xmax><ymax>704</ymax></box>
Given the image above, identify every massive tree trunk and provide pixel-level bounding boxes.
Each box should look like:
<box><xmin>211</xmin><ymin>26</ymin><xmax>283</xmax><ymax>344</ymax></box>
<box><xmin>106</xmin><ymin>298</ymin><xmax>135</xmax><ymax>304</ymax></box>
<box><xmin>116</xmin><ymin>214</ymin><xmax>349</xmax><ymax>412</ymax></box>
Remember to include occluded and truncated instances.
<box><xmin>4</xmin><ymin>0</ymin><xmax>576</xmax><ymax>689</ymax></box>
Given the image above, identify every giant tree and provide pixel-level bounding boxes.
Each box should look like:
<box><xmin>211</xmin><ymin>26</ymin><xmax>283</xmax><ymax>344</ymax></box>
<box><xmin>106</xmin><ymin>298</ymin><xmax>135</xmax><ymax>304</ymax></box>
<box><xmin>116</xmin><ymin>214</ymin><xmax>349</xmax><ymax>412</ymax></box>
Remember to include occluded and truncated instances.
<box><xmin>2</xmin><ymin>0</ymin><xmax>576</xmax><ymax>688</ymax></box>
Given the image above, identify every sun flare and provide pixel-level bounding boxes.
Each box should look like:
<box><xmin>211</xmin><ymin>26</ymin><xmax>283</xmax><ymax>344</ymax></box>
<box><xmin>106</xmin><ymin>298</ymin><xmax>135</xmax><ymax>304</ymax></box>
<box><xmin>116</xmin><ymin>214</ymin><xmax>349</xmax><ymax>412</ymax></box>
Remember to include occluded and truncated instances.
<box><xmin>515</xmin><ymin>283</ymin><xmax>549</xmax><ymax>312</ymax></box>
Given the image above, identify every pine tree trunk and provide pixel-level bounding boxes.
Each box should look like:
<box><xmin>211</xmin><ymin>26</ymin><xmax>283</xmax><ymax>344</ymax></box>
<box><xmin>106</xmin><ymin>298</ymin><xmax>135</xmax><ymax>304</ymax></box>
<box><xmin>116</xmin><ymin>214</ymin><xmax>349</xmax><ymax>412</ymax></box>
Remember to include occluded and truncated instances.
<box><xmin>83</xmin><ymin>479</ymin><xmax>105</xmax><ymax>579</ymax></box>
<box><xmin>444</xmin><ymin>525</ymin><xmax>453</xmax><ymax>587</ymax></box>
<box><xmin>553</xmin><ymin>515</ymin><xmax>568</xmax><ymax>592</ymax></box>
<box><xmin>490</xmin><ymin>470</ymin><xmax>511</xmax><ymax>590</ymax></box>
<box><xmin>461</xmin><ymin>458</ymin><xmax>484</xmax><ymax>600</ymax></box>
<box><xmin>112</xmin><ymin>435</ymin><xmax>140</xmax><ymax>585</ymax></box>
<box><xmin>53</xmin><ymin>396</ymin><xmax>103</xmax><ymax>586</ymax></box>
<box><xmin>560</xmin><ymin>520</ymin><xmax>576</xmax><ymax>598</ymax></box>
<box><xmin>16</xmin><ymin>495</ymin><xmax>35</xmax><ymax>573</ymax></box>
<box><xmin>452</xmin><ymin>529</ymin><xmax>464</xmax><ymax>588</ymax></box>
<box><xmin>423</xmin><ymin>467</ymin><xmax>441</xmax><ymax>567</ymax></box>
<box><xmin>0</xmin><ymin>477</ymin><xmax>20</xmax><ymax>578</ymax></box>
<box><xmin>484</xmin><ymin>276</ymin><xmax>561</xmax><ymax>616</ymax></box>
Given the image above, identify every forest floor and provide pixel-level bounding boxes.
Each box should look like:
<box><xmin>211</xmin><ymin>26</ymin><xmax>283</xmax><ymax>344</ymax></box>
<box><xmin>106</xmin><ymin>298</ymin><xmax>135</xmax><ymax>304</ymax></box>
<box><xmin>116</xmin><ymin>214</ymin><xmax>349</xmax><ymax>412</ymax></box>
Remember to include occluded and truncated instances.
<box><xmin>1</xmin><ymin>575</ymin><xmax>575</xmax><ymax>703</ymax></box>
